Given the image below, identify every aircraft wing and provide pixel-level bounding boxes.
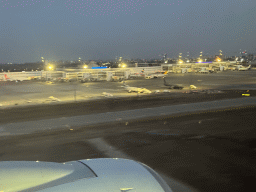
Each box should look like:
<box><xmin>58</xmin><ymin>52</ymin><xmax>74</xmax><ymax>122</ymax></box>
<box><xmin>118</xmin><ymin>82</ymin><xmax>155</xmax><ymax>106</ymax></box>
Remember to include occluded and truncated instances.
<box><xmin>0</xmin><ymin>158</ymin><xmax>172</xmax><ymax>192</ymax></box>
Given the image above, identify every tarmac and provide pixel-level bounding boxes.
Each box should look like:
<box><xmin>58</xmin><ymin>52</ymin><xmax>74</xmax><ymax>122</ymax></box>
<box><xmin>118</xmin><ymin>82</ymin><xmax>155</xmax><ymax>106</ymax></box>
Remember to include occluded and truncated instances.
<box><xmin>0</xmin><ymin>96</ymin><xmax>256</xmax><ymax>136</ymax></box>
<box><xmin>1</xmin><ymin>106</ymin><xmax>256</xmax><ymax>192</ymax></box>
<box><xmin>0</xmin><ymin>70</ymin><xmax>255</xmax><ymax>108</ymax></box>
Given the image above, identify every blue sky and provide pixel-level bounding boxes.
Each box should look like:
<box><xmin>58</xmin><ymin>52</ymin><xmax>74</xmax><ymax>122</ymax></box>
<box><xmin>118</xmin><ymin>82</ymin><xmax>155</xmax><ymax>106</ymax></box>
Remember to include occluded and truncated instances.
<box><xmin>0</xmin><ymin>0</ymin><xmax>256</xmax><ymax>63</ymax></box>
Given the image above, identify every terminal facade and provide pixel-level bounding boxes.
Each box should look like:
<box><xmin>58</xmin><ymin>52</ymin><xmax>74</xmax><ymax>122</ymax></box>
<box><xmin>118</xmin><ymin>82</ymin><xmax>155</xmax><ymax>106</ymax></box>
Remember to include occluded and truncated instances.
<box><xmin>0</xmin><ymin>61</ymin><xmax>246</xmax><ymax>82</ymax></box>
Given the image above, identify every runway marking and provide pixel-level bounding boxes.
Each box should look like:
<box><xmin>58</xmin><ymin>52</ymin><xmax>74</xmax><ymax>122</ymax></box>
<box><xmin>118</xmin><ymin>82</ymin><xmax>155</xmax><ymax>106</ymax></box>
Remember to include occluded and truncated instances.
<box><xmin>0</xmin><ymin>132</ymin><xmax>11</xmax><ymax>136</ymax></box>
<box><xmin>187</xmin><ymin>135</ymin><xmax>205</xmax><ymax>139</ymax></box>
<box><xmin>0</xmin><ymin>127</ymin><xmax>11</xmax><ymax>136</ymax></box>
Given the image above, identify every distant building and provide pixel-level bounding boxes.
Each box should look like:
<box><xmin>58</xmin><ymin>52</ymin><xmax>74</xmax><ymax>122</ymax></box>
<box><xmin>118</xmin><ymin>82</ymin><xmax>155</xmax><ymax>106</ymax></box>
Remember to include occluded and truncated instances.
<box><xmin>87</xmin><ymin>61</ymin><xmax>98</xmax><ymax>69</ymax></box>
<box><xmin>248</xmin><ymin>54</ymin><xmax>254</xmax><ymax>61</ymax></box>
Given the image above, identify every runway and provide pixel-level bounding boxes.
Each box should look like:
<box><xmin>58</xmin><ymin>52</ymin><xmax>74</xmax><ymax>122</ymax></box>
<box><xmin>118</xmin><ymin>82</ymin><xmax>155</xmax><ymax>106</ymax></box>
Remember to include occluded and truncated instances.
<box><xmin>1</xmin><ymin>96</ymin><xmax>256</xmax><ymax>136</ymax></box>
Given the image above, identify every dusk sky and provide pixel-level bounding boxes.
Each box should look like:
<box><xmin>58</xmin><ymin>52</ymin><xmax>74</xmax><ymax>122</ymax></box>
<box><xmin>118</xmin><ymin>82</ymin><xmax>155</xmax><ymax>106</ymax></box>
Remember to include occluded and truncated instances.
<box><xmin>1</xmin><ymin>0</ymin><xmax>256</xmax><ymax>63</ymax></box>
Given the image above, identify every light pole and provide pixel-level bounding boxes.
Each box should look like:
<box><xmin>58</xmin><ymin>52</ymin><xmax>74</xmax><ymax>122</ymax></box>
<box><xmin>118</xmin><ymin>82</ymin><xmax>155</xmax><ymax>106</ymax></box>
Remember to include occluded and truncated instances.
<box><xmin>74</xmin><ymin>82</ymin><xmax>77</xmax><ymax>102</ymax></box>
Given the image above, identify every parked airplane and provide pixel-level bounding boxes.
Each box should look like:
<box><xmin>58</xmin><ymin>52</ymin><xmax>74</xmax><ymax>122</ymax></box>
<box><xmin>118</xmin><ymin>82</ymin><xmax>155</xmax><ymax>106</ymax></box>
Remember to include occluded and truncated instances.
<box><xmin>197</xmin><ymin>68</ymin><xmax>209</xmax><ymax>74</ymax></box>
<box><xmin>129</xmin><ymin>73</ymin><xmax>145</xmax><ymax>79</ymax></box>
<box><xmin>4</xmin><ymin>74</ymin><xmax>10</xmax><ymax>81</ymax></box>
<box><xmin>1</xmin><ymin>74</ymin><xmax>28</xmax><ymax>82</ymax></box>
<box><xmin>227</xmin><ymin>66</ymin><xmax>237</xmax><ymax>71</ymax></box>
<box><xmin>147</xmin><ymin>71</ymin><xmax>168</xmax><ymax>78</ymax></box>
<box><xmin>112</xmin><ymin>76</ymin><xmax>124</xmax><ymax>82</ymax></box>
<box><xmin>122</xmin><ymin>83</ymin><xmax>151</xmax><ymax>93</ymax></box>
<box><xmin>102</xmin><ymin>92</ymin><xmax>113</xmax><ymax>97</ymax></box>
<box><xmin>190</xmin><ymin>85</ymin><xmax>197</xmax><ymax>89</ymax></box>
<box><xmin>65</xmin><ymin>77</ymin><xmax>77</xmax><ymax>82</ymax></box>
<box><xmin>163</xmin><ymin>77</ymin><xmax>184</xmax><ymax>89</ymax></box>
<box><xmin>239</xmin><ymin>65</ymin><xmax>251</xmax><ymax>71</ymax></box>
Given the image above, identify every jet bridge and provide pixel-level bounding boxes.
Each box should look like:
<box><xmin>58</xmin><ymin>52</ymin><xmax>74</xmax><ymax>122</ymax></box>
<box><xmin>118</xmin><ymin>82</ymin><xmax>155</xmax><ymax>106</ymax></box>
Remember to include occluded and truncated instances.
<box><xmin>107</xmin><ymin>70</ymin><xmax>130</xmax><ymax>81</ymax></box>
<box><xmin>41</xmin><ymin>71</ymin><xmax>65</xmax><ymax>81</ymax></box>
<box><xmin>90</xmin><ymin>71</ymin><xmax>107</xmax><ymax>81</ymax></box>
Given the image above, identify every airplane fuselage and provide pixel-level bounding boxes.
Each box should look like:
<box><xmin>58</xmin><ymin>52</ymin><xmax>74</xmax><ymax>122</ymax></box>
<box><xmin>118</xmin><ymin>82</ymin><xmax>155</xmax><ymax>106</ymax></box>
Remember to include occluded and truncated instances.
<box><xmin>163</xmin><ymin>77</ymin><xmax>184</xmax><ymax>89</ymax></box>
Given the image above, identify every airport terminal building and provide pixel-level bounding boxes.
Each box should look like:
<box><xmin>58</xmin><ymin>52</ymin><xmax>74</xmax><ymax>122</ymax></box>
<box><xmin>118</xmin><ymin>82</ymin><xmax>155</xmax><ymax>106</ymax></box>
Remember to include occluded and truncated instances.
<box><xmin>0</xmin><ymin>61</ymin><xmax>243</xmax><ymax>82</ymax></box>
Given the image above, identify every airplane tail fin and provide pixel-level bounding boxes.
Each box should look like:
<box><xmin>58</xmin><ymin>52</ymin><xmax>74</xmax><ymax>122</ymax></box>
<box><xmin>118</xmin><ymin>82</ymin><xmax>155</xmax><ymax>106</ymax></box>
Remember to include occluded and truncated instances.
<box><xmin>122</xmin><ymin>81</ymin><xmax>129</xmax><ymax>87</ymax></box>
<box><xmin>4</xmin><ymin>74</ymin><xmax>10</xmax><ymax>80</ymax></box>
